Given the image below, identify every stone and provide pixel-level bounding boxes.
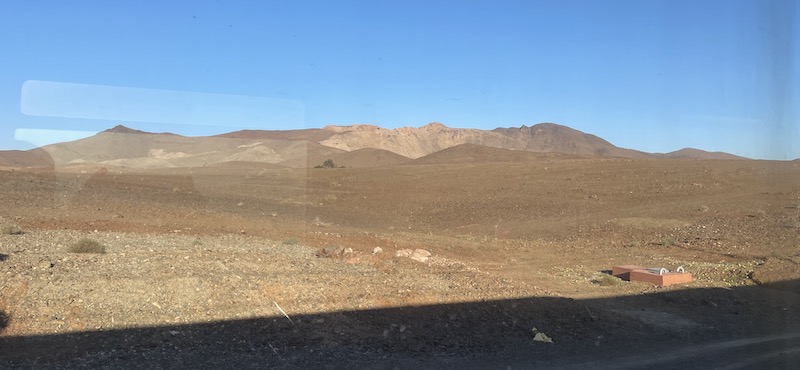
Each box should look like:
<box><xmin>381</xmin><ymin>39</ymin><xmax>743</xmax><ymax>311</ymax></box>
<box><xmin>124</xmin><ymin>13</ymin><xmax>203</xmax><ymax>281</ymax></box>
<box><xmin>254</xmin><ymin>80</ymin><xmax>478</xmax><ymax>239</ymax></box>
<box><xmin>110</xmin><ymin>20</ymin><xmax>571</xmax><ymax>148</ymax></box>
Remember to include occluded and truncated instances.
<box><xmin>533</xmin><ymin>332</ymin><xmax>553</xmax><ymax>343</ymax></box>
<box><xmin>395</xmin><ymin>249</ymin><xmax>413</xmax><ymax>257</ymax></box>
<box><xmin>409</xmin><ymin>255</ymin><xmax>429</xmax><ymax>263</ymax></box>
<box><xmin>412</xmin><ymin>249</ymin><xmax>431</xmax><ymax>257</ymax></box>
<box><xmin>409</xmin><ymin>249</ymin><xmax>431</xmax><ymax>262</ymax></box>
<box><xmin>316</xmin><ymin>246</ymin><xmax>344</xmax><ymax>258</ymax></box>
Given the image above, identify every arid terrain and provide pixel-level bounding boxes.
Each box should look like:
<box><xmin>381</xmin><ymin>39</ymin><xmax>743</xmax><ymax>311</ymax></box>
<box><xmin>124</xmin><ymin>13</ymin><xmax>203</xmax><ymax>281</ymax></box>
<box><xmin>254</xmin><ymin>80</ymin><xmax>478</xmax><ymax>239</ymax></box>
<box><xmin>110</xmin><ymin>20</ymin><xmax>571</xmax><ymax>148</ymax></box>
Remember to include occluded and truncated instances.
<box><xmin>1</xmin><ymin>124</ymin><xmax>799</xmax><ymax>369</ymax></box>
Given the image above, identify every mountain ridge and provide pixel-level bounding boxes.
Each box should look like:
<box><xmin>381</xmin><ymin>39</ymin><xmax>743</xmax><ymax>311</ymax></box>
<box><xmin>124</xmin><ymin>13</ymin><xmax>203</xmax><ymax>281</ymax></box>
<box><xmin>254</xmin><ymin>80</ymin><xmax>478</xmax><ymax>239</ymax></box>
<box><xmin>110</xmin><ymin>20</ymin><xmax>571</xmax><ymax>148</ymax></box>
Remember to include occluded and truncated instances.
<box><xmin>0</xmin><ymin>122</ymin><xmax>747</xmax><ymax>168</ymax></box>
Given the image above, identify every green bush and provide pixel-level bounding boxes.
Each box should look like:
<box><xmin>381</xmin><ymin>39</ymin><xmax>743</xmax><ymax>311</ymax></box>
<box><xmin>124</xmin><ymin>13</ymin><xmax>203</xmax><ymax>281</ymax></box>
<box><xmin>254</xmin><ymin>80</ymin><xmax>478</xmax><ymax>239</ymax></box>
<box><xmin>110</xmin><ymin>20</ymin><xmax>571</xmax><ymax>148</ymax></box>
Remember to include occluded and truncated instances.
<box><xmin>68</xmin><ymin>238</ymin><xmax>107</xmax><ymax>254</ymax></box>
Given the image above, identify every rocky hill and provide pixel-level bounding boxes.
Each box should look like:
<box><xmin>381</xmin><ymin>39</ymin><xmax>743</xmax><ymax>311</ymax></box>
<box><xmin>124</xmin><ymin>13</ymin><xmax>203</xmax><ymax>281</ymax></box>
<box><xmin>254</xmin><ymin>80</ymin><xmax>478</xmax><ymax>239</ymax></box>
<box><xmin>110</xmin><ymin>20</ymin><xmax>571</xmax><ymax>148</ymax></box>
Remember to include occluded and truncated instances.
<box><xmin>0</xmin><ymin>122</ymin><xmax>746</xmax><ymax>169</ymax></box>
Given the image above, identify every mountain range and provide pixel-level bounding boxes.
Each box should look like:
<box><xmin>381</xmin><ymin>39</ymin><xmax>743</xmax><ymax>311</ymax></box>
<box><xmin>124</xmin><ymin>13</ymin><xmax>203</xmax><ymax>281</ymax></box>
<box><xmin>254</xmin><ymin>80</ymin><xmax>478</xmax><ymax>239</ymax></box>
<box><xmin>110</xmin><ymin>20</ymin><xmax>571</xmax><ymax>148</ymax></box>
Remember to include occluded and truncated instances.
<box><xmin>0</xmin><ymin>122</ymin><xmax>745</xmax><ymax>169</ymax></box>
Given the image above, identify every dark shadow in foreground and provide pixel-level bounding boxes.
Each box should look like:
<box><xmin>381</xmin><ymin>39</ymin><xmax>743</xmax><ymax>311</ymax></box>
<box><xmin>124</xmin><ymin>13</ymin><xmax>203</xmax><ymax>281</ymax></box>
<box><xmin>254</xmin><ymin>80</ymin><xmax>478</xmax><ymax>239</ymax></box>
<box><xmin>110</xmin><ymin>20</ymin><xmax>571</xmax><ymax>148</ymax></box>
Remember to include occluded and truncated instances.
<box><xmin>0</xmin><ymin>310</ymin><xmax>9</xmax><ymax>334</ymax></box>
<box><xmin>1</xmin><ymin>281</ymin><xmax>799</xmax><ymax>369</ymax></box>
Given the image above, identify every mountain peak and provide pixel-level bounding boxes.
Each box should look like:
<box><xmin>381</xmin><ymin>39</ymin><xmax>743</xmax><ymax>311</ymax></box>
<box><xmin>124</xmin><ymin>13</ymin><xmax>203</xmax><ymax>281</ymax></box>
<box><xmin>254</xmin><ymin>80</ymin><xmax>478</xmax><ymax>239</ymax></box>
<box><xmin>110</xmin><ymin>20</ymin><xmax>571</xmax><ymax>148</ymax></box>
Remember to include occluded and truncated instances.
<box><xmin>662</xmin><ymin>148</ymin><xmax>745</xmax><ymax>160</ymax></box>
<box><xmin>101</xmin><ymin>125</ymin><xmax>179</xmax><ymax>136</ymax></box>
<box><xmin>422</xmin><ymin>122</ymin><xmax>448</xmax><ymax>129</ymax></box>
<box><xmin>103</xmin><ymin>125</ymin><xmax>149</xmax><ymax>134</ymax></box>
<box><xmin>530</xmin><ymin>122</ymin><xmax>569</xmax><ymax>130</ymax></box>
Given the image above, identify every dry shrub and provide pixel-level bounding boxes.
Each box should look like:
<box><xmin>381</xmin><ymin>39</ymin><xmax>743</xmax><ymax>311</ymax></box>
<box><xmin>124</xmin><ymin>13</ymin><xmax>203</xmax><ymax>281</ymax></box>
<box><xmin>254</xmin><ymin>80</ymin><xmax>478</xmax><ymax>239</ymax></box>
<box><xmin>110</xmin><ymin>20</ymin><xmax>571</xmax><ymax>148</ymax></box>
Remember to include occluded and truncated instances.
<box><xmin>316</xmin><ymin>245</ymin><xmax>345</xmax><ymax>258</ymax></box>
<box><xmin>68</xmin><ymin>238</ymin><xmax>107</xmax><ymax>254</ymax></box>
<box><xmin>594</xmin><ymin>274</ymin><xmax>622</xmax><ymax>286</ymax></box>
<box><xmin>0</xmin><ymin>310</ymin><xmax>9</xmax><ymax>334</ymax></box>
<box><xmin>1</xmin><ymin>224</ymin><xmax>23</xmax><ymax>235</ymax></box>
<box><xmin>282</xmin><ymin>238</ymin><xmax>300</xmax><ymax>245</ymax></box>
<box><xmin>661</xmin><ymin>237</ymin><xmax>677</xmax><ymax>247</ymax></box>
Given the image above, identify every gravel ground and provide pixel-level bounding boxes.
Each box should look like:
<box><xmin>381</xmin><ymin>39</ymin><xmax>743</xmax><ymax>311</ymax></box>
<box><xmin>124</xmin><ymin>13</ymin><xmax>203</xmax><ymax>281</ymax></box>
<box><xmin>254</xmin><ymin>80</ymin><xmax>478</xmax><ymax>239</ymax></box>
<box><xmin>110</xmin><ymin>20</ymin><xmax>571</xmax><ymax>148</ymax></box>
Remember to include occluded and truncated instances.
<box><xmin>1</xmin><ymin>159</ymin><xmax>799</xmax><ymax>368</ymax></box>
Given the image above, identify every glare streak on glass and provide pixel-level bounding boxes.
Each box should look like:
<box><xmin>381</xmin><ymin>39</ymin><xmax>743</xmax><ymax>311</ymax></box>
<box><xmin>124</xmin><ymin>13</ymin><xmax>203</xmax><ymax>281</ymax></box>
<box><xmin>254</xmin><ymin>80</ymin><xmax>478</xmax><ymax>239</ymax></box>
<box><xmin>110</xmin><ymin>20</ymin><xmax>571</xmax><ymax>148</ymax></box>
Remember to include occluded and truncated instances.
<box><xmin>14</xmin><ymin>129</ymin><xmax>98</xmax><ymax>148</ymax></box>
<box><xmin>20</xmin><ymin>80</ymin><xmax>305</xmax><ymax>128</ymax></box>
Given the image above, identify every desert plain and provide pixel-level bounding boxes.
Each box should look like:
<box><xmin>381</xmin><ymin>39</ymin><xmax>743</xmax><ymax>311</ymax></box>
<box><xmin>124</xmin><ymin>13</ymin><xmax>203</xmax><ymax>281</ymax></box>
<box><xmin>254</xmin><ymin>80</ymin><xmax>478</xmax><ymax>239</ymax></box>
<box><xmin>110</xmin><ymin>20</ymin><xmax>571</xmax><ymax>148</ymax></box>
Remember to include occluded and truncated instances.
<box><xmin>1</xmin><ymin>123</ymin><xmax>799</xmax><ymax>369</ymax></box>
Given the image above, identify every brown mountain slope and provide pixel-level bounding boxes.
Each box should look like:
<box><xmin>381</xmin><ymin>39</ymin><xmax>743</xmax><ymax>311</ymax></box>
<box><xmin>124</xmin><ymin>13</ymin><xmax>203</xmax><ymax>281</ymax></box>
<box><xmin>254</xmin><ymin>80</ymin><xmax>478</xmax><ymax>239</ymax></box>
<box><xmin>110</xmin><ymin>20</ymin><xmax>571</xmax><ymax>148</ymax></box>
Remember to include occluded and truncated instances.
<box><xmin>318</xmin><ymin>123</ymin><xmax>522</xmax><ymax>159</ymax></box>
<box><xmin>103</xmin><ymin>124</ymin><xmax>177</xmax><ymax>136</ymax></box>
<box><xmin>215</xmin><ymin>128</ymin><xmax>335</xmax><ymax>142</ymax></box>
<box><xmin>409</xmin><ymin>143</ymin><xmax>575</xmax><ymax>165</ymax></box>
<box><xmin>0</xmin><ymin>148</ymin><xmax>54</xmax><ymax>168</ymax></box>
<box><xmin>328</xmin><ymin>148</ymin><xmax>410</xmax><ymax>168</ymax></box>
<box><xmin>318</xmin><ymin>122</ymin><xmax>654</xmax><ymax>159</ymax></box>
<box><xmin>0</xmin><ymin>123</ymin><xmax>748</xmax><ymax>169</ymax></box>
<box><xmin>493</xmin><ymin>123</ymin><xmax>653</xmax><ymax>158</ymax></box>
<box><xmin>29</xmin><ymin>125</ymin><xmax>344</xmax><ymax>169</ymax></box>
<box><xmin>660</xmin><ymin>148</ymin><xmax>746</xmax><ymax>160</ymax></box>
<box><xmin>276</xmin><ymin>147</ymin><xmax>406</xmax><ymax>168</ymax></box>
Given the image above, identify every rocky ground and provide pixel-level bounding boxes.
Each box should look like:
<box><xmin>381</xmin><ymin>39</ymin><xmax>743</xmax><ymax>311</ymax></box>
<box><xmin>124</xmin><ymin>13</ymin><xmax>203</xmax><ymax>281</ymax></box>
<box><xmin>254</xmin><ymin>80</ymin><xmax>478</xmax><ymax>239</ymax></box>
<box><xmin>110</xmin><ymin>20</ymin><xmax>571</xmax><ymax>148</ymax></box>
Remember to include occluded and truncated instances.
<box><xmin>1</xmin><ymin>157</ymin><xmax>799</xmax><ymax>368</ymax></box>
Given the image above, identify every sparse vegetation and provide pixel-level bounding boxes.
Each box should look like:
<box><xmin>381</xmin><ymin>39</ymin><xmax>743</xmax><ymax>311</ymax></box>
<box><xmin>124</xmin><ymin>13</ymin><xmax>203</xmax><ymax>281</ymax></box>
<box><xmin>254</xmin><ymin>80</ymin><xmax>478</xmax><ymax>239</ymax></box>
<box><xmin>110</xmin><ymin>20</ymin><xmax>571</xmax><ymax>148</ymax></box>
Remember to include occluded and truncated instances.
<box><xmin>594</xmin><ymin>274</ymin><xmax>623</xmax><ymax>286</ymax></box>
<box><xmin>316</xmin><ymin>245</ymin><xmax>351</xmax><ymax>259</ymax></box>
<box><xmin>768</xmin><ymin>247</ymin><xmax>798</xmax><ymax>260</ymax></box>
<box><xmin>315</xmin><ymin>159</ymin><xmax>337</xmax><ymax>169</ymax></box>
<box><xmin>0</xmin><ymin>310</ymin><xmax>9</xmax><ymax>333</ymax></box>
<box><xmin>68</xmin><ymin>238</ymin><xmax>107</xmax><ymax>254</ymax></box>
<box><xmin>3</xmin><ymin>123</ymin><xmax>800</xmax><ymax>368</ymax></box>
<box><xmin>282</xmin><ymin>238</ymin><xmax>300</xmax><ymax>245</ymax></box>
<box><xmin>1</xmin><ymin>224</ymin><xmax>23</xmax><ymax>235</ymax></box>
<box><xmin>661</xmin><ymin>236</ymin><xmax>677</xmax><ymax>247</ymax></box>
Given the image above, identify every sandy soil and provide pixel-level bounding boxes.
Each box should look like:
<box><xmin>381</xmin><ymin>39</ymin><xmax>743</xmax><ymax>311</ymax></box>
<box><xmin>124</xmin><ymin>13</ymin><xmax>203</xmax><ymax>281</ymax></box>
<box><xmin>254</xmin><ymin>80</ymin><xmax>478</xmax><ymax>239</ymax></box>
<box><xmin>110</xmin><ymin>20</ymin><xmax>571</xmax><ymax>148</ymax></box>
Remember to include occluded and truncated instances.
<box><xmin>1</xmin><ymin>157</ymin><xmax>799</xmax><ymax>368</ymax></box>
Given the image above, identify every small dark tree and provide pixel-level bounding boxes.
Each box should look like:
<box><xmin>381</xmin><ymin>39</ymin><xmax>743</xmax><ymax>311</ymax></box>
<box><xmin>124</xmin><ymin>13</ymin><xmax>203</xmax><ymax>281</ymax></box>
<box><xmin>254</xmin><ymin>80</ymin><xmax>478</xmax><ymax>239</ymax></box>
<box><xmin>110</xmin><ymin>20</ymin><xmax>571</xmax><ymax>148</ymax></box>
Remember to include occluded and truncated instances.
<box><xmin>322</xmin><ymin>159</ymin><xmax>336</xmax><ymax>168</ymax></box>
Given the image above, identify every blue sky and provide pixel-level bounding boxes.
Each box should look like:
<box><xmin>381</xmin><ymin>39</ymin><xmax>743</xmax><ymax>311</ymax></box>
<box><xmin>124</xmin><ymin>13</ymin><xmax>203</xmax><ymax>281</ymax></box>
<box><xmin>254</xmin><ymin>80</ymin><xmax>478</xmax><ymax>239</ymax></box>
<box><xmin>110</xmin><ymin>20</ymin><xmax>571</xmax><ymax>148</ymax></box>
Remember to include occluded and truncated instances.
<box><xmin>0</xmin><ymin>0</ymin><xmax>797</xmax><ymax>159</ymax></box>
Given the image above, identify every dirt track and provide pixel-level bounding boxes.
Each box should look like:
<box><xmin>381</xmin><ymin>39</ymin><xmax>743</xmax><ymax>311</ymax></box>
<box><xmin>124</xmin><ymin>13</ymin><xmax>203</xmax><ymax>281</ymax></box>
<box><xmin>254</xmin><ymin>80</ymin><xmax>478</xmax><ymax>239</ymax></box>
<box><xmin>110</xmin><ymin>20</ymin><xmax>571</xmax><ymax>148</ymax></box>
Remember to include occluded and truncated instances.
<box><xmin>1</xmin><ymin>157</ymin><xmax>799</xmax><ymax>368</ymax></box>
